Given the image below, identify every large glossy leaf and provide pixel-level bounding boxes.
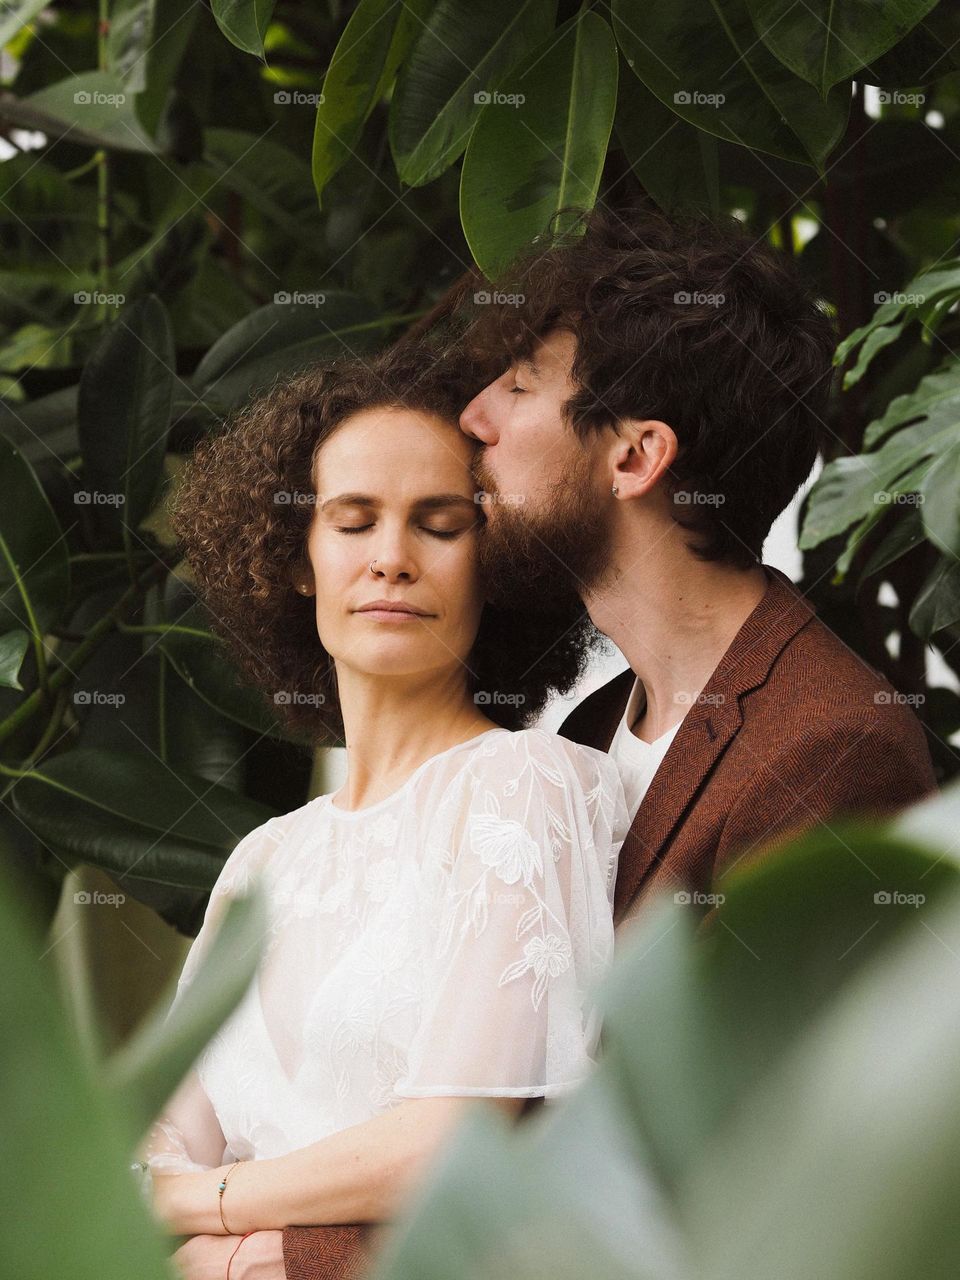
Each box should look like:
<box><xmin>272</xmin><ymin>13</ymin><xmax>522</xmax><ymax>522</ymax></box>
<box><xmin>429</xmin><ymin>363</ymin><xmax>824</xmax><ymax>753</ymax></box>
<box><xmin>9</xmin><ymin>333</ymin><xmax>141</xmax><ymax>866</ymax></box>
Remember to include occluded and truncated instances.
<box><xmin>312</xmin><ymin>0</ymin><xmax>432</xmax><ymax>205</ymax></box>
<box><xmin>615</xmin><ymin>67</ymin><xmax>719</xmax><ymax>216</ymax></box>
<box><xmin>133</xmin><ymin>0</ymin><xmax>200</xmax><ymax>136</ymax></box>
<box><xmin>107</xmin><ymin>0</ymin><xmax>156</xmax><ymax>96</ymax></box>
<box><xmin>106</xmin><ymin>890</ymin><xmax>267</xmax><ymax>1133</ymax></box>
<box><xmin>596</xmin><ymin>825</ymin><xmax>960</xmax><ymax>1196</ymax></box>
<box><xmin>0</xmin><ymin>432</ymin><xmax>70</xmax><ymax>636</ymax></box>
<box><xmin>211</xmin><ymin>0</ymin><xmax>276</xmax><ymax>57</ymax></box>
<box><xmin>77</xmin><ymin>295</ymin><xmax>175</xmax><ymax>542</ymax></box>
<box><xmin>191</xmin><ymin>290</ymin><xmax>382</xmax><ymax>409</ymax></box>
<box><xmin>687</xmin><ymin>872</ymin><xmax>960</xmax><ymax>1280</ymax></box>
<box><xmin>390</xmin><ymin>0</ymin><xmax>557</xmax><ymax>188</ymax></box>
<box><xmin>611</xmin><ymin>0</ymin><xmax>849</xmax><ymax>171</ymax></box>
<box><xmin>11</xmin><ymin>747</ymin><xmax>278</xmax><ymax>891</ymax></box>
<box><xmin>204</xmin><ymin>128</ymin><xmax>318</xmax><ymax>239</ymax></box>
<box><xmin>0</xmin><ymin>860</ymin><xmax>173</xmax><ymax>1280</ymax></box>
<box><xmin>460</xmin><ymin>10</ymin><xmax>618</xmax><ymax>279</ymax></box>
<box><xmin>743</xmin><ymin>0</ymin><xmax>940</xmax><ymax>96</ymax></box>
<box><xmin>7</xmin><ymin>72</ymin><xmax>159</xmax><ymax>152</ymax></box>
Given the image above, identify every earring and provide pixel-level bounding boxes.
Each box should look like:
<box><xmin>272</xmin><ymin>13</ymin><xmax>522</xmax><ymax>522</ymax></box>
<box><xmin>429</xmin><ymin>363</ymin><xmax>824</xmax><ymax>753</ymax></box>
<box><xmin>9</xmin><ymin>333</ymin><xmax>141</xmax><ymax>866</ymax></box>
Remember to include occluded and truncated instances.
<box><xmin>612</xmin><ymin>485</ymin><xmax>619</xmax><ymax>496</ymax></box>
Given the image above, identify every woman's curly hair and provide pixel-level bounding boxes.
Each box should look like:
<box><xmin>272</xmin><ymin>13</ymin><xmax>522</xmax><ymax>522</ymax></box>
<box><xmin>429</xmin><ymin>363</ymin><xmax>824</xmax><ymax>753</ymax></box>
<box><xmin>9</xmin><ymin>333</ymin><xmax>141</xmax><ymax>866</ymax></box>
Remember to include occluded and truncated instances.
<box><xmin>170</xmin><ymin>339</ymin><xmax>605</xmax><ymax>746</ymax></box>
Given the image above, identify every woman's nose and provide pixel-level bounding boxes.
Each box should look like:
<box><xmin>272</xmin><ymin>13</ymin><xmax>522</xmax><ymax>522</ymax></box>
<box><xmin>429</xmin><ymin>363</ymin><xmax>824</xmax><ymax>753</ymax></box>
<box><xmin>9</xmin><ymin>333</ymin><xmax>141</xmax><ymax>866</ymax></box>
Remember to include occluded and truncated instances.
<box><xmin>369</xmin><ymin>539</ymin><xmax>417</xmax><ymax>581</ymax></box>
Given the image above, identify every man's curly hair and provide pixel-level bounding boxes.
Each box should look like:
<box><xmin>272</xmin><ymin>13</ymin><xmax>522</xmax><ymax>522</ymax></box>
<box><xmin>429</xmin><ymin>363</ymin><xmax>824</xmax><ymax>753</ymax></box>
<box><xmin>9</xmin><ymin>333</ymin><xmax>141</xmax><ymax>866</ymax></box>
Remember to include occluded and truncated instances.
<box><xmin>170</xmin><ymin>340</ymin><xmax>604</xmax><ymax>747</ymax></box>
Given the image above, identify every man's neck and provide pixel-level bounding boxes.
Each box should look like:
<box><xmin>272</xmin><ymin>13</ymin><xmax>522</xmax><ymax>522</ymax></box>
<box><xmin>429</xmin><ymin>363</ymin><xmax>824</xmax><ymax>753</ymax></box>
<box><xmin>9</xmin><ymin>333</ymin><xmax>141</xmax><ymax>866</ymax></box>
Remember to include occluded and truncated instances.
<box><xmin>586</xmin><ymin>555</ymin><xmax>770</xmax><ymax>743</ymax></box>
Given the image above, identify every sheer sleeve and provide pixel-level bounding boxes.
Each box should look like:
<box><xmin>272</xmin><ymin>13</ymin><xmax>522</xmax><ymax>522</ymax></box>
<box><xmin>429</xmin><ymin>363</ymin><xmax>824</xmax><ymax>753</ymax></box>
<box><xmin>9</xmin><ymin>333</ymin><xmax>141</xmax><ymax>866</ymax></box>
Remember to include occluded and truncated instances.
<box><xmin>137</xmin><ymin>817</ymin><xmax>284</xmax><ymax>1173</ymax></box>
<box><xmin>393</xmin><ymin>729</ymin><xmax>630</xmax><ymax>1100</ymax></box>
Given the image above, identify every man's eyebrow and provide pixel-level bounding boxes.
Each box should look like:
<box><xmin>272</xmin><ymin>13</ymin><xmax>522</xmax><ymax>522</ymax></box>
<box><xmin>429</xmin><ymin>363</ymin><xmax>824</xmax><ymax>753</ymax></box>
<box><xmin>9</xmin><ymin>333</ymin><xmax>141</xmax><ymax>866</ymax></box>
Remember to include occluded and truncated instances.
<box><xmin>318</xmin><ymin>493</ymin><xmax>476</xmax><ymax>513</ymax></box>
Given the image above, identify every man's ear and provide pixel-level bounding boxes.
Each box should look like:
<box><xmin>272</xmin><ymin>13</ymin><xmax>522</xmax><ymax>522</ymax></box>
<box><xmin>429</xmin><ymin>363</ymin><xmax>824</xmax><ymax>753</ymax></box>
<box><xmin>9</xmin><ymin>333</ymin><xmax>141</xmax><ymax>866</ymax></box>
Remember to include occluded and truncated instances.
<box><xmin>610</xmin><ymin>419</ymin><xmax>678</xmax><ymax>500</ymax></box>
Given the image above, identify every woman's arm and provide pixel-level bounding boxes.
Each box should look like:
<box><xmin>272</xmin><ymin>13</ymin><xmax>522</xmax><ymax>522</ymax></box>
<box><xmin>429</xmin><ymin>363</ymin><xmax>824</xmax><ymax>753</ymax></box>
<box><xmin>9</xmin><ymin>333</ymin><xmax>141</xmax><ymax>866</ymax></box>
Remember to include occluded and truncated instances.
<box><xmin>153</xmin><ymin>1094</ymin><xmax>524</xmax><ymax>1235</ymax></box>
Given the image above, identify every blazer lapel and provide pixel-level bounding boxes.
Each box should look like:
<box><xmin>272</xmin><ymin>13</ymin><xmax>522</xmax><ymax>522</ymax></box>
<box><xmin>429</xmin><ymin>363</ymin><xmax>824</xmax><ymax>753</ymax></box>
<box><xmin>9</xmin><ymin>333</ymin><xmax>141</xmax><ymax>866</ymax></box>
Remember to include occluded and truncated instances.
<box><xmin>563</xmin><ymin>566</ymin><xmax>817</xmax><ymax>923</ymax></box>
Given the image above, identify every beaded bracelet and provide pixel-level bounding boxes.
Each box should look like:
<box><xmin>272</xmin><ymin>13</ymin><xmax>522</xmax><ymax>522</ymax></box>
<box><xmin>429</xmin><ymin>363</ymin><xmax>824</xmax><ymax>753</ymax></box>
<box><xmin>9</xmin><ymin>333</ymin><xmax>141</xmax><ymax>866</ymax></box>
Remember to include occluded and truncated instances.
<box><xmin>218</xmin><ymin>1160</ymin><xmax>242</xmax><ymax>1233</ymax></box>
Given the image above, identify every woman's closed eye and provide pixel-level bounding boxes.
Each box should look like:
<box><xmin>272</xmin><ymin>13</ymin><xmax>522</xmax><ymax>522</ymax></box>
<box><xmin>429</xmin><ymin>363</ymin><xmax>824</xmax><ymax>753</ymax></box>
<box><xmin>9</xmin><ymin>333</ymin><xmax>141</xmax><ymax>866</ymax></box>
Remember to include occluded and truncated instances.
<box><xmin>335</xmin><ymin>524</ymin><xmax>465</xmax><ymax>540</ymax></box>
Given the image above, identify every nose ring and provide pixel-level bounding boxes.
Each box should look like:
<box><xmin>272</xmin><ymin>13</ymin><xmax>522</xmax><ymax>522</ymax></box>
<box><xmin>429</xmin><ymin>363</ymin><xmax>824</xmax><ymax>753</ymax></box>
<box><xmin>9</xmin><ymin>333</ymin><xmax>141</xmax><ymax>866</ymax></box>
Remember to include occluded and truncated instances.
<box><xmin>370</xmin><ymin>560</ymin><xmax>379</xmax><ymax>572</ymax></box>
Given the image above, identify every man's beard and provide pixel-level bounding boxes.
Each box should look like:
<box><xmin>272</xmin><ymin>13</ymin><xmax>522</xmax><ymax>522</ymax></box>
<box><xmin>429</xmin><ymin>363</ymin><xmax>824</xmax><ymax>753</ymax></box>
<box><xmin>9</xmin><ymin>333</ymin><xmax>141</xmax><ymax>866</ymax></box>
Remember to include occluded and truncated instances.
<box><xmin>474</xmin><ymin>451</ymin><xmax>614</xmax><ymax>612</ymax></box>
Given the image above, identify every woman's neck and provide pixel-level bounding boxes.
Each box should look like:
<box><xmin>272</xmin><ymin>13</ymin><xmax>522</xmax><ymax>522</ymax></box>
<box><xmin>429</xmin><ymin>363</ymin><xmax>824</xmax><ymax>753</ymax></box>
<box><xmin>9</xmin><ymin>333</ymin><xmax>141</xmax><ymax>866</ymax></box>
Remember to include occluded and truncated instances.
<box><xmin>332</xmin><ymin>668</ymin><xmax>497</xmax><ymax>811</ymax></box>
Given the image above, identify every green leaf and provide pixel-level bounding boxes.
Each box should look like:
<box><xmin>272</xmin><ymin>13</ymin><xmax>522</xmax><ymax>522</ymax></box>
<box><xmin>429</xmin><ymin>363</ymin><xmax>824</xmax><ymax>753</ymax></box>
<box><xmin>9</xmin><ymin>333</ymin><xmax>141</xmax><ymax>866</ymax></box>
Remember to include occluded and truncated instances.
<box><xmin>390</xmin><ymin>0</ymin><xmax>557</xmax><ymax>189</ymax></box>
<box><xmin>800</xmin><ymin>361</ymin><xmax>960</xmax><ymax>557</ymax></box>
<box><xmin>156</xmin><ymin>608</ymin><xmax>289</xmax><ymax>738</ymax></box>
<box><xmin>0</xmin><ymin>861</ymin><xmax>173</xmax><ymax>1280</ymax></box>
<box><xmin>0</xmin><ymin>0</ymin><xmax>50</xmax><ymax>50</ymax></box>
<box><xmin>106</xmin><ymin>890</ymin><xmax>267</xmax><ymax>1134</ymax></box>
<box><xmin>0</xmin><ymin>432</ymin><xmax>70</xmax><ymax>637</ymax></box>
<box><xmin>211</xmin><ymin>0</ymin><xmax>277</xmax><ymax>58</ymax></box>
<box><xmin>77</xmin><ymin>295</ymin><xmax>175</xmax><ymax>539</ymax></box>
<box><xmin>133</xmin><ymin>0</ymin><xmax>200</xmax><ymax>136</ymax></box>
<box><xmin>743</xmin><ymin>0</ymin><xmax>940</xmax><ymax>96</ymax></box>
<box><xmin>107</xmin><ymin>0</ymin><xmax>156</xmax><ymax>95</ymax></box>
<box><xmin>921</xmin><ymin>447</ymin><xmax>960</xmax><ymax>559</ymax></box>
<box><xmin>191</xmin><ymin>290</ymin><xmax>381</xmax><ymax>409</ymax></box>
<box><xmin>909</xmin><ymin>554</ymin><xmax>960</xmax><ymax>640</ymax></box>
<box><xmin>10</xmin><ymin>747</ymin><xmax>278</xmax><ymax>891</ymax></box>
<box><xmin>204</xmin><ymin>128</ymin><xmax>318</xmax><ymax>239</ymax></box>
<box><xmin>857</xmin><ymin>506</ymin><xmax>925</xmax><ymax>587</ymax></box>
<box><xmin>615</xmin><ymin>66</ymin><xmax>719</xmax><ymax>216</ymax></box>
<box><xmin>312</xmin><ymin>0</ymin><xmax>431</xmax><ymax>205</ymax></box>
<box><xmin>0</xmin><ymin>629</ymin><xmax>30</xmax><ymax>691</ymax></box>
<box><xmin>10</xmin><ymin>72</ymin><xmax>159</xmax><ymax>152</ymax></box>
<box><xmin>460</xmin><ymin>10</ymin><xmax>618</xmax><ymax>279</ymax></box>
<box><xmin>611</xmin><ymin>0</ymin><xmax>849</xmax><ymax>170</ymax></box>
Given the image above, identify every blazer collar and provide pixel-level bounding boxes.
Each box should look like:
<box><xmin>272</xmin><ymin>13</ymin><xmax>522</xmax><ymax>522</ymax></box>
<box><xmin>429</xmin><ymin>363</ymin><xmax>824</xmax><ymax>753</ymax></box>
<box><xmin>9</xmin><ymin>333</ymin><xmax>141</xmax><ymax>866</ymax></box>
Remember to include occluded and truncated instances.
<box><xmin>588</xmin><ymin>565</ymin><xmax>816</xmax><ymax>922</ymax></box>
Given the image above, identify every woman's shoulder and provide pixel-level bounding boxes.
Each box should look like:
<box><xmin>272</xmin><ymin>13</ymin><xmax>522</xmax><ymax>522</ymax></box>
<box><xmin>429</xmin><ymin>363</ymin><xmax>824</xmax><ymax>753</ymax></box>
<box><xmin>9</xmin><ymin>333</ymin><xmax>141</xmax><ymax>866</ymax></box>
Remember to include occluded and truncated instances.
<box><xmin>455</xmin><ymin>724</ymin><xmax>624</xmax><ymax>797</ymax></box>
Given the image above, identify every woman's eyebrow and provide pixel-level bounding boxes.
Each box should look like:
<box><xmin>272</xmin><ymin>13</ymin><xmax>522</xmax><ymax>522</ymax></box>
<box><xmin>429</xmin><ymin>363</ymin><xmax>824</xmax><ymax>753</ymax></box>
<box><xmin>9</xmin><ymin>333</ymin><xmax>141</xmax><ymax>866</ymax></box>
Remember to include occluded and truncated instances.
<box><xmin>318</xmin><ymin>493</ymin><xmax>476</xmax><ymax>514</ymax></box>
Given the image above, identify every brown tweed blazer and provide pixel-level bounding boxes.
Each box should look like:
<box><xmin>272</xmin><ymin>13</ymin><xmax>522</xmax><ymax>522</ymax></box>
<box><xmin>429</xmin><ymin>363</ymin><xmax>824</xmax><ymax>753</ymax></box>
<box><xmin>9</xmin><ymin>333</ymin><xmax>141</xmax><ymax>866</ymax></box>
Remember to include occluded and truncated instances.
<box><xmin>281</xmin><ymin>562</ymin><xmax>938</xmax><ymax>1279</ymax></box>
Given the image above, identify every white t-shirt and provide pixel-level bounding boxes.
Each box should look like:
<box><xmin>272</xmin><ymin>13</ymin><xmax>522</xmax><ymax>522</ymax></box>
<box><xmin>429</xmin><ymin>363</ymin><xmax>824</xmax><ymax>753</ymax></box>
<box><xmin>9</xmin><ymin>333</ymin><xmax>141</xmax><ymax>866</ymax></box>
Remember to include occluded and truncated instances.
<box><xmin>608</xmin><ymin>676</ymin><xmax>686</xmax><ymax>817</ymax></box>
<box><xmin>142</xmin><ymin>726</ymin><xmax>632</xmax><ymax>1171</ymax></box>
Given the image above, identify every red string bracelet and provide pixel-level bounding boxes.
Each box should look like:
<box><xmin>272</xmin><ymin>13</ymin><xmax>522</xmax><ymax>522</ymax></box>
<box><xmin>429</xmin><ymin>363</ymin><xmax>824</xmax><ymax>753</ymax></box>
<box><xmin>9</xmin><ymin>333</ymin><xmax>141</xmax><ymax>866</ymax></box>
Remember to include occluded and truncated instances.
<box><xmin>226</xmin><ymin>1230</ymin><xmax>256</xmax><ymax>1280</ymax></box>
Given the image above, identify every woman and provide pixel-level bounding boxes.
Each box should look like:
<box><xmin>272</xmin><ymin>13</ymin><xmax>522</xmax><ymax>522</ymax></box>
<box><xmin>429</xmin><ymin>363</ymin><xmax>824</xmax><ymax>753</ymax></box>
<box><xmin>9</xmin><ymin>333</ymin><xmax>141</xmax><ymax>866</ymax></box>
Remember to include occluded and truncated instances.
<box><xmin>136</xmin><ymin>340</ymin><xmax>630</xmax><ymax>1242</ymax></box>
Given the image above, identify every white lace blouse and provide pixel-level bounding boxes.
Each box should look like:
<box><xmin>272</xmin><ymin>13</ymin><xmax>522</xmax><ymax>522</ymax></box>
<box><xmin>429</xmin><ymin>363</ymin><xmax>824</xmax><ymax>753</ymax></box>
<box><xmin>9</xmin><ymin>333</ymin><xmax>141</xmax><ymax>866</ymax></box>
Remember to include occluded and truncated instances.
<box><xmin>142</xmin><ymin>726</ymin><xmax>631</xmax><ymax>1173</ymax></box>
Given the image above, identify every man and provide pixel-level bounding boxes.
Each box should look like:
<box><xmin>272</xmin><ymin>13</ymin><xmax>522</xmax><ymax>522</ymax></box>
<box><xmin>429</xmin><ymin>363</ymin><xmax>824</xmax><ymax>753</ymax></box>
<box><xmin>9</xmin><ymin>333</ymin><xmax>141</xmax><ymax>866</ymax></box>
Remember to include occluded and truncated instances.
<box><xmin>187</xmin><ymin>204</ymin><xmax>938</xmax><ymax>1278</ymax></box>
